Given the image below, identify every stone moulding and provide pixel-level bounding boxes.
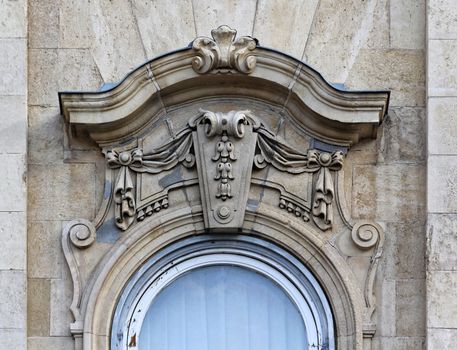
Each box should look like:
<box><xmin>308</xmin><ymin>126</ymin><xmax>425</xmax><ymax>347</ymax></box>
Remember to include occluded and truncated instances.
<box><xmin>59</xmin><ymin>26</ymin><xmax>390</xmax><ymax>350</ymax></box>
<box><xmin>59</xmin><ymin>26</ymin><xmax>389</xmax><ymax>148</ymax></box>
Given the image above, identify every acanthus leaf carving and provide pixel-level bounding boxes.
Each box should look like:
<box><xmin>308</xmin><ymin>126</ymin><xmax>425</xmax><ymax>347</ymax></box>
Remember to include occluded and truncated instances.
<box><xmin>192</xmin><ymin>25</ymin><xmax>258</xmax><ymax>74</ymax></box>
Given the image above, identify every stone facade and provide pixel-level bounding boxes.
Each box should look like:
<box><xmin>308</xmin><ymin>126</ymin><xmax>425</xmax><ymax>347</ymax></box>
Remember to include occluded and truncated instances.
<box><xmin>427</xmin><ymin>0</ymin><xmax>457</xmax><ymax>347</ymax></box>
<box><xmin>1</xmin><ymin>0</ymin><xmax>453</xmax><ymax>349</ymax></box>
<box><xmin>0</xmin><ymin>0</ymin><xmax>27</xmax><ymax>349</ymax></box>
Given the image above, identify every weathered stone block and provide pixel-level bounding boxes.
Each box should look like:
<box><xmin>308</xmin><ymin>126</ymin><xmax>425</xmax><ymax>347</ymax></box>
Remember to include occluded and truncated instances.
<box><xmin>381</xmin><ymin>222</ymin><xmax>425</xmax><ymax>280</ymax></box>
<box><xmin>28</xmin><ymin>49</ymin><xmax>58</xmax><ymax>106</ymax></box>
<box><xmin>28</xmin><ymin>336</ymin><xmax>74</xmax><ymax>350</ymax></box>
<box><xmin>0</xmin><ymin>95</ymin><xmax>27</xmax><ymax>154</ymax></box>
<box><xmin>372</xmin><ymin>336</ymin><xmax>425</xmax><ymax>350</ymax></box>
<box><xmin>59</xmin><ymin>0</ymin><xmax>92</xmax><ymax>49</ymax></box>
<box><xmin>28</xmin><ymin>221</ymin><xmax>63</xmax><ymax>279</ymax></box>
<box><xmin>0</xmin><ymin>270</ymin><xmax>26</xmax><ymax>329</ymax></box>
<box><xmin>427</xmin><ymin>271</ymin><xmax>457</xmax><ymax>328</ymax></box>
<box><xmin>345</xmin><ymin>139</ymin><xmax>379</xmax><ymax>166</ymax></box>
<box><xmin>88</xmin><ymin>0</ymin><xmax>147</xmax><ymax>82</ymax></box>
<box><xmin>428</xmin><ymin>0</ymin><xmax>457</xmax><ymax>40</ymax></box>
<box><xmin>132</xmin><ymin>0</ymin><xmax>195</xmax><ymax>58</ymax></box>
<box><xmin>29</xmin><ymin>0</ymin><xmax>59</xmax><ymax>48</ymax></box>
<box><xmin>427</xmin><ymin>155</ymin><xmax>457</xmax><ymax>213</ymax></box>
<box><xmin>57</xmin><ymin>49</ymin><xmax>103</xmax><ymax>94</ymax></box>
<box><xmin>0</xmin><ymin>39</ymin><xmax>26</xmax><ymax>95</ymax></box>
<box><xmin>363</xmin><ymin>0</ymin><xmax>389</xmax><ymax>49</ymax></box>
<box><xmin>193</xmin><ymin>0</ymin><xmax>257</xmax><ymax>37</ymax></box>
<box><xmin>428</xmin><ymin>39</ymin><xmax>457</xmax><ymax>97</ymax></box>
<box><xmin>0</xmin><ymin>153</ymin><xmax>26</xmax><ymax>212</ymax></box>
<box><xmin>428</xmin><ymin>214</ymin><xmax>457</xmax><ymax>271</ymax></box>
<box><xmin>390</xmin><ymin>0</ymin><xmax>425</xmax><ymax>49</ymax></box>
<box><xmin>345</xmin><ymin>49</ymin><xmax>425</xmax><ymax>107</ymax></box>
<box><xmin>27</xmin><ymin>278</ymin><xmax>50</xmax><ymax>337</ymax></box>
<box><xmin>380</xmin><ymin>107</ymin><xmax>425</xmax><ymax>163</ymax></box>
<box><xmin>28</xmin><ymin>106</ymin><xmax>63</xmax><ymax>164</ymax></box>
<box><xmin>305</xmin><ymin>0</ymin><xmax>384</xmax><ymax>83</ymax></box>
<box><xmin>0</xmin><ymin>329</ymin><xmax>26</xmax><ymax>350</ymax></box>
<box><xmin>352</xmin><ymin>164</ymin><xmax>425</xmax><ymax>222</ymax></box>
<box><xmin>396</xmin><ymin>279</ymin><xmax>426</xmax><ymax>336</ymax></box>
<box><xmin>30</xmin><ymin>48</ymin><xmax>102</xmax><ymax>105</ymax></box>
<box><xmin>28</xmin><ymin>163</ymin><xmax>96</xmax><ymax>221</ymax></box>
<box><xmin>375</xmin><ymin>279</ymin><xmax>396</xmax><ymax>336</ymax></box>
<box><xmin>0</xmin><ymin>212</ymin><xmax>26</xmax><ymax>270</ymax></box>
<box><xmin>0</xmin><ymin>0</ymin><xmax>26</xmax><ymax>38</ymax></box>
<box><xmin>253</xmin><ymin>0</ymin><xmax>318</xmax><ymax>59</ymax></box>
<box><xmin>427</xmin><ymin>328</ymin><xmax>457</xmax><ymax>350</ymax></box>
<box><xmin>50</xmin><ymin>277</ymin><xmax>73</xmax><ymax>336</ymax></box>
<box><xmin>428</xmin><ymin>98</ymin><xmax>457</xmax><ymax>155</ymax></box>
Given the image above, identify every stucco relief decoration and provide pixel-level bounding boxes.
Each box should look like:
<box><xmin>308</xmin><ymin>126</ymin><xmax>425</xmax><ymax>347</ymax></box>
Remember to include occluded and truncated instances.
<box><xmin>254</xmin><ymin>129</ymin><xmax>343</xmax><ymax>230</ymax></box>
<box><xmin>213</xmin><ymin>134</ymin><xmax>235</xmax><ymax>200</ymax></box>
<box><xmin>105</xmin><ymin>130</ymin><xmax>195</xmax><ymax>230</ymax></box>
<box><xmin>309</xmin><ymin>150</ymin><xmax>343</xmax><ymax>230</ymax></box>
<box><xmin>202</xmin><ymin>110</ymin><xmax>249</xmax><ymax>200</ymax></box>
<box><xmin>103</xmin><ymin>109</ymin><xmax>343</xmax><ymax>232</ymax></box>
<box><xmin>192</xmin><ymin>25</ymin><xmax>258</xmax><ymax>74</ymax></box>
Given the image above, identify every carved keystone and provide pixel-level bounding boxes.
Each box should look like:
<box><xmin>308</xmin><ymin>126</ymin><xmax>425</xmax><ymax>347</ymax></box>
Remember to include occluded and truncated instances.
<box><xmin>192</xmin><ymin>25</ymin><xmax>258</xmax><ymax>74</ymax></box>
<box><xmin>192</xmin><ymin>110</ymin><xmax>258</xmax><ymax>231</ymax></box>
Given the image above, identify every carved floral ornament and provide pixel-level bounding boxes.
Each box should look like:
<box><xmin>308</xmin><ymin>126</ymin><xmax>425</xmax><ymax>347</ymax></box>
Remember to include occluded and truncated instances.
<box><xmin>105</xmin><ymin>109</ymin><xmax>343</xmax><ymax>232</ymax></box>
<box><xmin>192</xmin><ymin>25</ymin><xmax>258</xmax><ymax>74</ymax></box>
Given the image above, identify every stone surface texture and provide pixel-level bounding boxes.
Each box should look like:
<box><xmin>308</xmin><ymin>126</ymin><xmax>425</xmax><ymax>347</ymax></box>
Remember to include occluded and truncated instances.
<box><xmin>0</xmin><ymin>1</ymin><xmax>28</xmax><ymax>349</ymax></box>
<box><xmin>0</xmin><ymin>0</ymin><xmax>434</xmax><ymax>348</ymax></box>
<box><xmin>427</xmin><ymin>0</ymin><xmax>457</xmax><ymax>347</ymax></box>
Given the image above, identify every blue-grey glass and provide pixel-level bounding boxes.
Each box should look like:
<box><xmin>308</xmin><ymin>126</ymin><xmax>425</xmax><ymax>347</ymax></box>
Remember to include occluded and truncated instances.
<box><xmin>139</xmin><ymin>265</ymin><xmax>307</xmax><ymax>350</ymax></box>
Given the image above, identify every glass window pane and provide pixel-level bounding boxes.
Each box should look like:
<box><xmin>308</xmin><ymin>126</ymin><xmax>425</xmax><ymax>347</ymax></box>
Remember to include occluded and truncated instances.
<box><xmin>139</xmin><ymin>265</ymin><xmax>307</xmax><ymax>350</ymax></box>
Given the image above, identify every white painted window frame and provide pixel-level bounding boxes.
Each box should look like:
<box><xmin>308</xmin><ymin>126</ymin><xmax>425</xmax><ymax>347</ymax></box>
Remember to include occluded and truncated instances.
<box><xmin>112</xmin><ymin>236</ymin><xmax>335</xmax><ymax>350</ymax></box>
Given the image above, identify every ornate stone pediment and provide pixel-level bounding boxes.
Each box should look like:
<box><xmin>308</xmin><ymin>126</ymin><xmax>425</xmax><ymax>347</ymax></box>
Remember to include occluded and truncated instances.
<box><xmin>59</xmin><ymin>26</ymin><xmax>390</xmax><ymax>350</ymax></box>
<box><xmin>100</xmin><ymin>109</ymin><xmax>344</xmax><ymax>233</ymax></box>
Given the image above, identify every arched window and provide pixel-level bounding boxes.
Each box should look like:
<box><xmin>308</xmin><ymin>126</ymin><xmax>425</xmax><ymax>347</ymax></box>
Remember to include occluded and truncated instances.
<box><xmin>111</xmin><ymin>235</ymin><xmax>335</xmax><ymax>350</ymax></box>
<box><xmin>60</xmin><ymin>25</ymin><xmax>389</xmax><ymax>350</ymax></box>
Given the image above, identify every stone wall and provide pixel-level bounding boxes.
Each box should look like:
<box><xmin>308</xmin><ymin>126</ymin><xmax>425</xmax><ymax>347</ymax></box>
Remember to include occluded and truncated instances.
<box><xmin>0</xmin><ymin>1</ymin><xmax>28</xmax><ymax>349</ymax></box>
<box><xmin>25</xmin><ymin>1</ymin><xmax>426</xmax><ymax>349</ymax></box>
<box><xmin>427</xmin><ymin>0</ymin><xmax>457</xmax><ymax>348</ymax></box>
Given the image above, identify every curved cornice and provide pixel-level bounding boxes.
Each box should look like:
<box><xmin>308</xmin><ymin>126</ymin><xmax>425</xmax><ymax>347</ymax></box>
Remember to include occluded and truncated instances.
<box><xmin>59</xmin><ymin>26</ymin><xmax>389</xmax><ymax>148</ymax></box>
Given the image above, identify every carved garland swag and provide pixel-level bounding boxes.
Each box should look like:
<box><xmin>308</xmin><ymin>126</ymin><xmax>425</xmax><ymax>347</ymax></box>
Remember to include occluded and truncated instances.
<box><xmin>106</xmin><ymin>110</ymin><xmax>343</xmax><ymax>232</ymax></box>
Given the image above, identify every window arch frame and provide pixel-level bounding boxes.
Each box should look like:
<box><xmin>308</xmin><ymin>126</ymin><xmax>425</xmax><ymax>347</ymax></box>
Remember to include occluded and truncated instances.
<box><xmin>111</xmin><ymin>234</ymin><xmax>335</xmax><ymax>350</ymax></box>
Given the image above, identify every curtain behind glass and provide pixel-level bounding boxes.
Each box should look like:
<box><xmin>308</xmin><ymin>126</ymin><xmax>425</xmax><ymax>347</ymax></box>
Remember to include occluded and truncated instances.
<box><xmin>139</xmin><ymin>265</ymin><xmax>307</xmax><ymax>350</ymax></box>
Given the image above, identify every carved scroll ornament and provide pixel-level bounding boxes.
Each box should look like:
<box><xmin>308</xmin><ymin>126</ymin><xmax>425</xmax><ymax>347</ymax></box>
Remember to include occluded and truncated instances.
<box><xmin>192</xmin><ymin>25</ymin><xmax>258</xmax><ymax>74</ymax></box>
